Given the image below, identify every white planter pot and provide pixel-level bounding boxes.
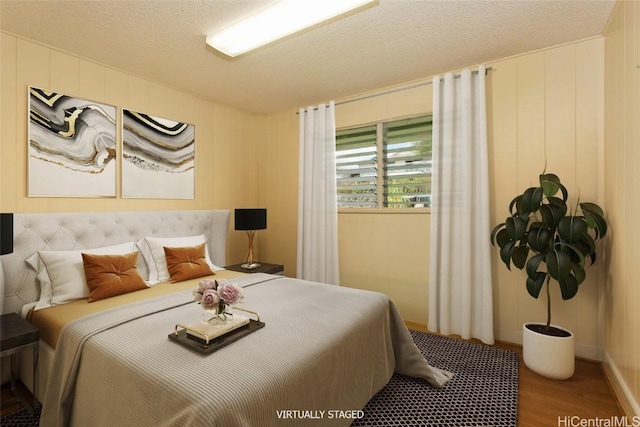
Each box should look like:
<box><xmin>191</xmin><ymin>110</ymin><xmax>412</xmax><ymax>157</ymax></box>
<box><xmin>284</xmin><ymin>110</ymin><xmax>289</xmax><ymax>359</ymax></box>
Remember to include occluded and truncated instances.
<box><xmin>522</xmin><ymin>322</ymin><xmax>575</xmax><ymax>380</ymax></box>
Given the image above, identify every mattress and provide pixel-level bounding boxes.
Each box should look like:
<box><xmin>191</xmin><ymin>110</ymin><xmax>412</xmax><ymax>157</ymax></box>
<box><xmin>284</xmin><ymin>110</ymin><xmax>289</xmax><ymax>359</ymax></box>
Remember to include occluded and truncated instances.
<box><xmin>40</xmin><ymin>273</ymin><xmax>452</xmax><ymax>427</ymax></box>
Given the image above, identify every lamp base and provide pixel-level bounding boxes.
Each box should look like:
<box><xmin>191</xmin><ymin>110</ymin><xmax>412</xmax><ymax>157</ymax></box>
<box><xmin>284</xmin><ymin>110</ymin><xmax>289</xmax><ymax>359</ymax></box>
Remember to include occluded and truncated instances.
<box><xmin>241</xmin><ymin>262</ymin><xmax>261</xmax><ymax>270</ymax></box>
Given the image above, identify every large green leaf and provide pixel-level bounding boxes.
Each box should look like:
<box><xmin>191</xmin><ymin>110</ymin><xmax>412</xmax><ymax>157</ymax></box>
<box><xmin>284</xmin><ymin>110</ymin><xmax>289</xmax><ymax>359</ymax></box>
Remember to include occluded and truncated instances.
<box><xmin>526</xmin><ymin>272</ymin><xmax>547</xmax><ymax>298</ymax></box>
<box><xmin>500</xmin><ymin>241</ymin><xmax>516</xmax><ymax>270</ymax></box>
<box><xmin>518</xmin><ymin>213</ymin><xmax>531</xmax><ymax>226</ymax></box>
<box><xmin>558</xmin><ymin>216</ymin><xmax>588</xmax><ymax>244</ymax></box>
<box><xmin>565</xmin><ymin>241</ymin><xmax>587</xmax><ymax>264</ymax></box>
<box><xmin>526</xmin><ymin>226</ymin><xmax>552</xmax><ymax>253</ymax></box>
<box><xmin>555</xmin><ymin>242</ymin><xmax>586</xmax><ymax>268</ymax></box>
<box><xmin>509</xmin><ymin>196</ymin><xmax>521</xmax><ymax>216</ymax></box>
<box><xmin>512</xmin><ymin>245</ymin><xmax>529</xmax><ymax>270</ymax></box>
<box><xmin>578</xmin><ymin>233</ymin><xmax>596</xmax><ymax>257</ymax></box>
<box><xmin>573</xmin><ymin>233</ymin><xmax>596</xmax><ymax>265</ymax></box>
<box><xmin>521</xmin><ymin>187</ymin><xmax>543</xmax><ymax>214</ymax></box>
<box><xmin>546</xmin><ymin>250</ymin><xmax>572</xmax><ymax>281</ymax></box>
<box><xmin>581</xmin><ymin>203</ymin><xmax>608</xmax><ymax>239</ymax></box>
<box><xmin>526</xmin><ymin>254</ymin><xmax>546</xmax><ymax>279</ymax></box>
<box><xmin>580</xmin><ymin>202</ymin><xmax>604</xmax><ymax>217</ymax></box>
<box><xmin>506</xmin><ymin>216</ymin><xmax>527</xmax><ymax>241</ymax></box>
<box><xmin>547</xmin><ymin>197</ymin><xmax>568</xmax><ymax>217</ymax></box>
<box><xmin>540</xmin><ymin>204</ymin><xmax>564</xmax><ymax>228</ymax></box>
<box><xmin>496</xmin><ymin>229</ymin><xmax>511</xmax><ymax>248</ymax></box>
<box><xmin>540</xmin><ymin>173</ymin><xmax>561</xmax><ymax>197</ymax></box>
<box><xmin>558</xmin><ymin>183</ymin><xmax>568</xmax><ymax>202</ymax></box>
<box><xmin>490</xmin><ymin>222</ymin><xmax>505</xmax><ymax>245</ymax></box>
<box><xmin>558</xmin><ymin>275</ymin><xmax>579</xmax><ymax>300</ymax></box>
<box><xmin>572</xmin><ymin>264</ymin><xmax>586</xmax><ymax>285</ymax></box>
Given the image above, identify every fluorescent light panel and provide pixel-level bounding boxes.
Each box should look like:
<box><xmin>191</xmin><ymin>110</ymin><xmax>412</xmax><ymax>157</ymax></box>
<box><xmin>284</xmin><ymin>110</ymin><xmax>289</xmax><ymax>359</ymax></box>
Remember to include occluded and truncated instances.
<box><xmin>206</xmin><ymin>0</ymin><xmax>376</xmax><ymax>57</ymax></box>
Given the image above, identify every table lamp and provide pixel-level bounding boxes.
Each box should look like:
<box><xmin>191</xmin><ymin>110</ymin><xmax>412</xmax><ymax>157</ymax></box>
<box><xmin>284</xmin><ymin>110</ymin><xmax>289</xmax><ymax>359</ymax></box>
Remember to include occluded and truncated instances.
<box><xmin>234</xmin><ymin>208</ymin><xmax>266</xmax><ymax>269</ymax></box>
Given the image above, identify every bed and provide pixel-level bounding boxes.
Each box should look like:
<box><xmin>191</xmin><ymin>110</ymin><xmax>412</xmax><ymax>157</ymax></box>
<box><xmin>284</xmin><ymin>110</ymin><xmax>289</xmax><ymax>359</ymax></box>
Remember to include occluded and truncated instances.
<box><xmin>0</xmin><ymin>210</ymin><xmax>452</xmax><ymax>427</ymax></box>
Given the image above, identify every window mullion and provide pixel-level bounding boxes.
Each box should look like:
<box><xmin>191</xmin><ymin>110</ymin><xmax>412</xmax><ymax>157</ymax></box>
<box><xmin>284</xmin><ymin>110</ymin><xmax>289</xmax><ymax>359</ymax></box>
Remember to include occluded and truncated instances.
<box><xmin>376</xmin><ymin>122</ymin><xmax>384</xmax><ymax>209</ymax></box>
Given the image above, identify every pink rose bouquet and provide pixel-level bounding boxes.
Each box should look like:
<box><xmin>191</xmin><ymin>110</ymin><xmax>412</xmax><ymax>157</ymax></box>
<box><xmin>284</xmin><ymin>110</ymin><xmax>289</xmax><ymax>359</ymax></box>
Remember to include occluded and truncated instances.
<box><xmin>193</xmin><ymin>279</ymin><xmax>244</xmax><ymax>320</ymax></box>
<box><xmin>217</xmin><ymin>281</ymin><xmax>243</xmax><ymax>305</ymax></box>
<box><xmin>200</xmin><ymin>289</ymin><xmax>220</xmax><ymax>310</ymax></box>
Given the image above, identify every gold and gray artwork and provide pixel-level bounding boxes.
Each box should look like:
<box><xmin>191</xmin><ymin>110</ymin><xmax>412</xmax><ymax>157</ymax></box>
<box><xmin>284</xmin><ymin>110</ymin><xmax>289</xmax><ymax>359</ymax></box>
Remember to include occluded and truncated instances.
<box><xmin>29</xmin><ymin>87</ymin><xmax>116</xmax><ymax>173</ymax></box>
<box><xmin>121</xmin><ymin>109</ymin><xmax>195</xmax><ymax>199</ymax></box>
<box><xmin>27</xmin><ymin>86</ymin><xmax>195</xmax><ymax>199</ymax></box>
<box><xmin>28</xmin><ymin>87</ymin><xmax>117</xmax><ymax>197</ymax></box>
<box><xmin>122</xmin><ymin>110</ymin><xmax>194</xmax><ymax>174</ymax></box>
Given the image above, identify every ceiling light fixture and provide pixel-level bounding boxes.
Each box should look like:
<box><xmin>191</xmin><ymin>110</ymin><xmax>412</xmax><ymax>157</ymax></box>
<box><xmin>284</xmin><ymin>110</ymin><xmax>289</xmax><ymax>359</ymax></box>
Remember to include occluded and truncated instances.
<box><xmin>206</xmin><ymin>0</ymin><xmax>377</xmax><ymax>58</ymax></box>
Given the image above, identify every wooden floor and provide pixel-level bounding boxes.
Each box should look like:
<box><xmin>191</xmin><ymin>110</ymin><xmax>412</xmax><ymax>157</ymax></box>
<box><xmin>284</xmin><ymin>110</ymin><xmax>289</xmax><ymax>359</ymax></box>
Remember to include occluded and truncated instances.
<box><xmin>1</xmin><ymin>339</ymin><xmax>625</xmax><ymax>425</ymax></box>
<box><xmin>0</xmin><ymin>381</ymin><xmax>33</xmax><ymax>417</ymax></box>
<box><xmin>495</xmin><ymin>341</ymin><xmax>624</xmax><ymax>427</ymax></box>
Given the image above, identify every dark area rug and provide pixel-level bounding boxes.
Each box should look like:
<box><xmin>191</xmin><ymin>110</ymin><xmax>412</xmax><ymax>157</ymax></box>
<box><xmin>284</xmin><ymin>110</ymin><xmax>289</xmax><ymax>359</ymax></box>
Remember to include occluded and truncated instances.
<box><xmin>1</xmin><ymin>331</ymin><xmax>517</xmax><ymax>427</ymax></box>
<box><xmin>1</xmin><ymin>403</ymin><xmax>41</xmax><ymax>427</ymax></box>
<box><xmin>352</xmin><ymin>330</ymin><xmax>519</xmax><ymax>427</ymax></box>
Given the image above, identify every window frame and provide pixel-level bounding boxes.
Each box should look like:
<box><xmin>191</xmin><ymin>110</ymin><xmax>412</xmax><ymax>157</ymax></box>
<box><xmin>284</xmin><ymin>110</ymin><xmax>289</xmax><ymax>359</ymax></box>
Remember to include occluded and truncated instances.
<box><xmin>336</xmin><ymin>114</ymin><xmax>432</xmax><ymax>214</ymax></box>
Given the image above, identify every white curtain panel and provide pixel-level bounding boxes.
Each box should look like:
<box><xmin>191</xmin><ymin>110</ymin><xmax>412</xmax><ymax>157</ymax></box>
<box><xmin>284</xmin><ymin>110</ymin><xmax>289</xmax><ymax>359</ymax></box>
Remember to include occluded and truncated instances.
<box><xmin>297</xmin><ymin>102</ymin><xmax>340</xmax><ymax>285</ymax></box>
<box><xmin>428</xmin><ymin>66</ymin><xmax>494</xmax><ymax>344</ymax></box>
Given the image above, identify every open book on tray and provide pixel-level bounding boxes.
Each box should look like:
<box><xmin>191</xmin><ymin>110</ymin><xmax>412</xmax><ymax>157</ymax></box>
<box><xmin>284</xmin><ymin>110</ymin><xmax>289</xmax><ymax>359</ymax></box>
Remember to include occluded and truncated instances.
<box><xmin>169</xmin><ymin>307</ymin><xmax>265</xmax><ymax>354</ymax></box>
<box><xmin>185</xmin><ymin>315</ymin><xmax>250</xmax><ymax>344</ymax></box>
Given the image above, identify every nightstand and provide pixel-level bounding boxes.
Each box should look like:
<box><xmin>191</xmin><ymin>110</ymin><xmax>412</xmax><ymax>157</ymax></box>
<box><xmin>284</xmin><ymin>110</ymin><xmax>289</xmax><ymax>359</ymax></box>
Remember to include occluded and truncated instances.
<box><xmin>1</xmin><ymin>313</ymin><xmax>39</xmax><ymax>413</ymax></box>
<box><xmin>225</xmin><ymin>262</ymin><xmax>284</xmax><ymax>275</ymax></box>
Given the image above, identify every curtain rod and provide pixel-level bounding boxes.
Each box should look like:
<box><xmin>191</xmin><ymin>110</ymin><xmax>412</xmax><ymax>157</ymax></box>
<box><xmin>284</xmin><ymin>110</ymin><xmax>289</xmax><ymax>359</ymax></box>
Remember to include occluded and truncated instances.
<box><xmin>299</xmin><ymin>67</ymin><xmax>492</xmax><ymax>112</ymax></box>
<box><xmin>336</xmin><ymin>66</ymin><xmax>492</xmax><ymax>107</ymax></box>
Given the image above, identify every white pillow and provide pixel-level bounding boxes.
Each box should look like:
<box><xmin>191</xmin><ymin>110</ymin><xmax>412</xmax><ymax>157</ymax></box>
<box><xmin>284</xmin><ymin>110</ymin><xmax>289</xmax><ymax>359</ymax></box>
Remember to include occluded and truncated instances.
<box><xmin>137</xmin><ymin>235</ymin><xmax>222</xmax><ymax>285</ymax></box>
<box><xmin>134</xmin><ymin>238</ymin><xmax>151</xmax><ymax>280</ymax></box>
<box><xmin>26</xmin><ymin>242</ymin><xmax>137</xmax><ymax>310</ymax></box>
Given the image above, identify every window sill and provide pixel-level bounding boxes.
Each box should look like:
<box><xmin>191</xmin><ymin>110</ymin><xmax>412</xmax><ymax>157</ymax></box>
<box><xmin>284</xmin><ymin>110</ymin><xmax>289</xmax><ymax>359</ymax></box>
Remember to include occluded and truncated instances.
<box><xmin>338</xmin><ymin>208</ymin><xmax>431</xmax><ymax>214</ymax></box>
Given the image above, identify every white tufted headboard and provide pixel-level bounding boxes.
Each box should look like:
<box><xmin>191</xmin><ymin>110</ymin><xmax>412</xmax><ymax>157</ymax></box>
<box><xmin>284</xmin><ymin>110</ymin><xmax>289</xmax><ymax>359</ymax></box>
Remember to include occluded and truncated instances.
<box><xmin>0</xmin><ymin>210</ymin><xmax>230</xmax><ymax>316</ymax></box>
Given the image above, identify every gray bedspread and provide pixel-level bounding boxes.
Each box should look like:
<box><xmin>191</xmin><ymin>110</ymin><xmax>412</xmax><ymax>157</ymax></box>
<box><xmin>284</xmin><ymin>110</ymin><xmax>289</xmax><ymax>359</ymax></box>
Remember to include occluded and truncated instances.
<box><xmin>40</xmin><ymin>274</ymin><xmax>453</xmax><ymax>427</ymax></box>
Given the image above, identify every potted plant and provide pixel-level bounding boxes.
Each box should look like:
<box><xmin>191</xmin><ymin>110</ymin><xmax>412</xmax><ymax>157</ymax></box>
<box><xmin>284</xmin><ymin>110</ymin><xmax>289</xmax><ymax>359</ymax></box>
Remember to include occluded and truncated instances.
<box><xmin>490</xmin><ymin>172</ymin><xmax>608</xmax><ymax>379</ymax></box>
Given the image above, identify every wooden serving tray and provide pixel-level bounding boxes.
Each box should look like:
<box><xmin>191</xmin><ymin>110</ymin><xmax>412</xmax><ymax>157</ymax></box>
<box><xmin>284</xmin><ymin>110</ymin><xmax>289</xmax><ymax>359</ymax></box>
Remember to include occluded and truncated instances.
<box><xmin>169</xmin><ymin>319</ymin><xmax>265</xmax><ymax>354</ymax></box>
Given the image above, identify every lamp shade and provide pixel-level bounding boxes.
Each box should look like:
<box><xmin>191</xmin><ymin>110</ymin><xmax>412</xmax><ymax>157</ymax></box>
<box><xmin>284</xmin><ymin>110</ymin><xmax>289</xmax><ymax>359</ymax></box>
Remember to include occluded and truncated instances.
<box><xmin>1</xmin><ymin>213</ymin><xmax>13</xmax><ymax>255</ymax></box>
<box><xmin>235</xmin><ymin>209</ymin><xmax>267</xmax><ymax>231</ymax></box>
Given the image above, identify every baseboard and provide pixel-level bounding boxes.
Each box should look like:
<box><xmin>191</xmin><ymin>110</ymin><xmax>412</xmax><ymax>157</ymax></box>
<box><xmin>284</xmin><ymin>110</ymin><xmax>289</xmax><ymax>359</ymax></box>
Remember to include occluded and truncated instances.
<box><xmin>404</xmin><ymin>321</ymin><xmax>501</xmax><ymax>346</ymax></box>
<box><xmin>406</xmin><ymin>321</ymin><xmax>603</xmax><ymax>361</ymax></box>
<box><xmin>602</xmin><ymin>350</ymin><xmax>640</xmax><ymax>418</ymax></box>
<box><xmin>404</xmin><ymin>320</ymin><xmax>428</xmax><ymax>332</ymax></box>
<box><xmin>575</xmin><ymin>342</ymin><xmax>602</xmax><ymax>361</ymax></box>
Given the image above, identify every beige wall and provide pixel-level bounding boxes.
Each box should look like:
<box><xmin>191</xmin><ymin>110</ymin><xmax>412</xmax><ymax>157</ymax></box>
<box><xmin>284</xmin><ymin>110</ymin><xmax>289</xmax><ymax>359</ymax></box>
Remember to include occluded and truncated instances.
<box><xmin>261</xmin><ymin>37</ymin><xmax>607</xmax><ymax>359</ymax></box>
<box><xmin>0</xmin><ymin>33</ymin><xmax>260</xmax><ymax>264</ymax></box>
<box><xmin>258</xmin><ymin>111</ymin><xmax>299</xmax><ymax>276</ymax></box>
<box><xmin>489</xmin><ymin>39</ymin><xmax>605</xmax><ymax>360</ymax></box>
<box><xmin>603</xmin><ymin>0</ymin><xmax>640</xmax><ymax>416</ymax></box>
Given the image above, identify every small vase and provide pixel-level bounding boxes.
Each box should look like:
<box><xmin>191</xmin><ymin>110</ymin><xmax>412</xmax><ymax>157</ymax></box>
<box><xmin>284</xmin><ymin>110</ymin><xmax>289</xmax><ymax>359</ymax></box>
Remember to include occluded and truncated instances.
<box><xmin>201</xmin><ymin>308</ymin><xmax>219</xmax><ymax>324</ymax></box>
<box><xmin>216</xmin><ymin>304</ymin><xmax>233</xmax><ymax>323</ymax></box>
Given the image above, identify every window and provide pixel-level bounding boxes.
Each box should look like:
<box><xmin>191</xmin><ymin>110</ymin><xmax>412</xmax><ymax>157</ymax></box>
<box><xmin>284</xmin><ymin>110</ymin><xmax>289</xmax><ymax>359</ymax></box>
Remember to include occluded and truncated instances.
<box><xmin>336</xmin><ymin>115</ymin><xmax>432</xmax><ymax>209</ymax></box>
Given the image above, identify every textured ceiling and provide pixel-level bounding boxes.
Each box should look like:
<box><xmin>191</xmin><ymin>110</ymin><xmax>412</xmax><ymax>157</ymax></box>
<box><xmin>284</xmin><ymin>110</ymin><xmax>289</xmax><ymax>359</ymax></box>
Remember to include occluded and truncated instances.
<box><xmin>1</xmin><ymin>0</ymin><xmax>616</xmax><ymax>114</ymax></box>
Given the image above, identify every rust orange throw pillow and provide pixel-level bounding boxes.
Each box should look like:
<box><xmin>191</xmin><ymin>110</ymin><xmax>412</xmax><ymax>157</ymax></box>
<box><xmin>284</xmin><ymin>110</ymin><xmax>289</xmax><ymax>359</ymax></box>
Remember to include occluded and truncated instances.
<box><xmin>163</xmin><ymin>243</ymin><xmax>215</xmax><ymax>283</ymax></box>
<box><xmin>81</xmin><ymin>252</ymin><xmax>148</xmax><ymax>302</ymax></box>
